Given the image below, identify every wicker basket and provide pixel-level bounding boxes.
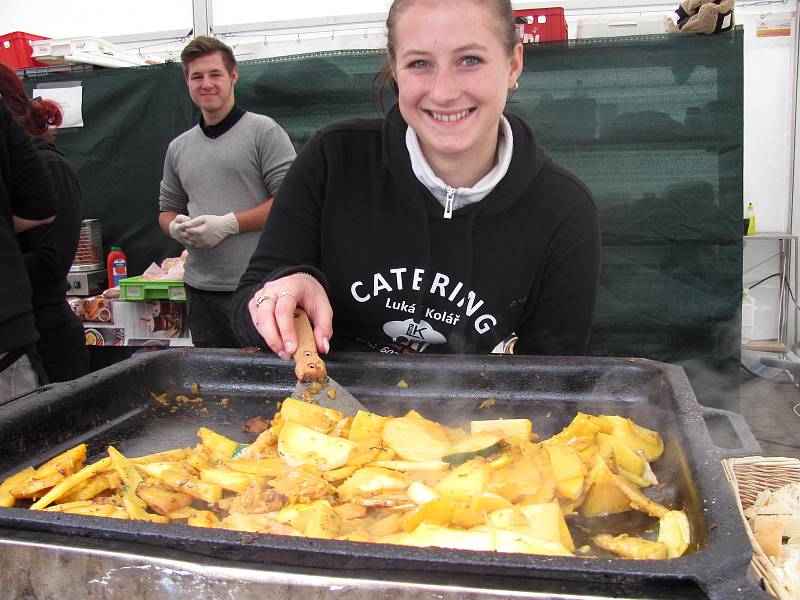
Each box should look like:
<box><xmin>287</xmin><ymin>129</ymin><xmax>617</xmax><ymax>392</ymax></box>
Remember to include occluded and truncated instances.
<box><xmin>723</xmin><ymin>456</ymin><xmax>800</xmax><ymax>600</ymax></box>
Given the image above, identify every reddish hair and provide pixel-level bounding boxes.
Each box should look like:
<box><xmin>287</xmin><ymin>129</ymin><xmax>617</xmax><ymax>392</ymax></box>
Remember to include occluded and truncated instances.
<box><xmin>0</xmin><ymin>63</ymin><xmax>63</xmax><ymax>142</ymax></box>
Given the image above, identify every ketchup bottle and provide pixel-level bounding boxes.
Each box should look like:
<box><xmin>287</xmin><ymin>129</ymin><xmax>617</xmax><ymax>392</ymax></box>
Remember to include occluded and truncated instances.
<box><xmin>107</xmin><ymin>246</ymin><xmax>128</xmax><ymax>288</ymax></box>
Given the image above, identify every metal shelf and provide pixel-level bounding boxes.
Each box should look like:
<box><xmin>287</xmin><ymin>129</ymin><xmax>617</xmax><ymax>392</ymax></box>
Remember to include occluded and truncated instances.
<box><xmin>743</xmin><ymin>233</ymin><xmax>799</xmax><ymax>354</ymax></box>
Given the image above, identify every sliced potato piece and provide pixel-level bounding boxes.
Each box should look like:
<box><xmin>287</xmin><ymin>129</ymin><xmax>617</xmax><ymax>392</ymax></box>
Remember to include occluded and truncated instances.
<box><xmin>382</xmin><ymin>416</ymin><xmax>452</xmax><ymax>462</ymax></box>
<box><xmin>45</xmin><ymin>500</ymin><xmax>128</xmax><ymax>520</ymax></box>
<box><xmin>435</xmin><ymin>459</ymin><xmax>491</xmax><ymax>501</ymax></box>
<box><xmin>407</xmin><ymin>481</ymin><xmax>439</xmax><ymax>505</ymax></box>
<box><xmin>616</xmin><ymin>466</ymin><xmax>651</xmax><ymax>489</ymax></box>
<box><xmin>278</xmin><ymin>422</ymin><xmax>357</xmax><ymax>471</ymax></box>
<box><xmin>594</xmin><ymin>533</ymin><xmax>668</xmax><ymax>560</ymax></box>
<box><xmin>601</xmin><ymin>416</ymin><xmax>664</xmax><ymax>462</ymax></box>
<box><xmin>279</xmin><ymin>397</ymin><xmax>343</xmax><ymax>433</ymax></box>
<box><xmin>29</xmin><ymin>457</ymin><xmax>114</xmax><ymax>510</ymax></box>
<box><xmin>139</xmin><ymin>463</ymin><xmax>222</xmax><ymax>504</ymax></box>
<box><xmin>187</xmin><ymin>510</ymin><xmax>220</xmax><ymax>528</ymax></box>
<box><xmin>136</xmin><ymin>484</ymin><xmax>192</xmax><ymax>516</ymax></box>
<box><xmin>220</xmin><ymin>512</ymin><xmax>299</xmax><ymax>535</ymax></box>
<box><xmin>131</xmin><ymin>448</ymin><xmax>192</xmax><ymax>465</ymax></box>
<box><xmin>470</xmin><ymin>418</ymin><xmax>533</xmax><ymax>440</ymax></box>
<box><xmin>42</xmin><ymin>499</ymin><xmax>93</xmax><ymax>512</ymax></box>
<box><xmin>366</xmin><ymin>460</ymin><xmax>449</xmax><ymax>472</ymax></box>
<box><xmin>199</xmin><ymin>468</ymin><xmax>255</xmax><ymax>494</ymax></box>
<box><xmin>236</xmin><ymin>429</ymin><xmax>277</xmax><ymax>459</ymax></box>
<box><xmin>108</xmin><ymin>447</ymin><xmax>168</xmax><ymax>524</ymax></box>
<box><xmin>348</xmin><ymin>410</ymin><xmax>389</xmax><ymax>443</ymax></box>
<box><xmin>614</xmin><ymin>472</ymin><xmax>668</xmax><ymax>518</ymax></box>
<box><xmin>337</xmin><ymin>467</ymin><xmax>408</xmax><ymax>501</ymax></box>
<box><xmin>165</xmin><ymin>506</ymin><xmax>201</xmax><ymax>520</ymax></box>
<box><xmin>304</xmin><ymin>500</ymin><xmax>341</xmax><ymax>539</ymax></box>
<box><xmin>32</xmin><ymin>444</ymin><xmax>87</xmax><ymax>480</ymax></box>
<box><xmin>519</xmin><ymin>502</ymin><xmax>575</xmax><ymax>551</ymax></box>
<box><xmin>492</xmin><ymin>528</ymin><xmax>573</xmax><ymax>556</ymax></box>
<box><xmin>658</xmin><ymin>510</ymin><xmax>691</xmax><ymax>558</ymax></box>
<box><xmin>333</xmin><ymin>502</ymin><xmax>368</xmax><ymax>521</ymax></box>
<box><xmin>470</xmin><ymin>492</ymin><xmax>513</xmax><ymax>514</ymax></box>
<box><xmin>580</xmin><ymin>456</ymin><xmax>632</xmax><ymax>519</ymax></box>
<box><xmin>227</xmin><ymin>457</ymin><xmax>288</xmax><ymax>477</ymax></box>
<box><xmin>407</xmin><ymin>522</ymin><xmax>496</xmax><ymax>552</ymax></box>
<box><xmin>544</xmin><ymin>414</ymin><xmax>601</xmax><ymax>452</ymax></box>
<box><xmin>197</xmin><ymin>427</ymin><xmax>242</xmax><ymax>462</ymax></box>
<box><xmin>370</xmin><ymin>511</ymin><xmax>404</xmax><ymax>538</ymax></box>
<box><xmin>276</xmin><ymin>502</ymin><xmax>316</xmax><ymax>532</ymax></box>
<box><xmin>544</xmin><ymin>445</ymin><xmax>586</xmax><ymax>500</ymax></box>
<box><xmin>488</xmin><ymin>456</ymin><xmax>545</xmax><ymax>503</ymax></box>
<box><xmin>60</xmin><ymin>473</ymin><xmax>115</xmax><ymax>503</ymax></box>
<box><xmin>0</xmin><ymin>467</ymin><xmax>35</xmax><ymax>507</ymax></box>
<box><xmin>608</xmin><ymin>433</ymin><xmax>646</xmax><ymax>476</ymax></box>
<box><xmin>323</xmin><ymin>465</ymin><xmax>359</xmax><ymax>482</ymax></box>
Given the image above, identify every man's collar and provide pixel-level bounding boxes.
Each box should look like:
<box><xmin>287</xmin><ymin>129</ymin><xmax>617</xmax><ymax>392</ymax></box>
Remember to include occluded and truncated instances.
<box><xmin>200</xmin><ymin>104</ymin><xmax>246</xmax><ymax>139</ymax></box>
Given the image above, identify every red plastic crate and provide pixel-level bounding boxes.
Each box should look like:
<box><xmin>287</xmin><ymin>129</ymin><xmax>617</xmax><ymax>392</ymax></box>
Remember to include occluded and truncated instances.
<box><xmin>513</xmin><ymin>8</ymin><xmax>568</xmax><ymax>43</ymax></box>
<box><xmin>0</xmin><ymin>31</ymin><xmax>50</xmax><ymax>70</ymax></box>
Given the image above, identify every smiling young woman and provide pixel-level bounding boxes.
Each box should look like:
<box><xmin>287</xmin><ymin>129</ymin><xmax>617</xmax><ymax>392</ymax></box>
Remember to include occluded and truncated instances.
<box><xmin>389</xmin><ymin>0</ymin><xmax>522</xmax><ymax>187</ymax></box>
<box><xmin>232</xmin><ymin>0</ymin><xmax>601</xmax><ymax>361</ymax></box>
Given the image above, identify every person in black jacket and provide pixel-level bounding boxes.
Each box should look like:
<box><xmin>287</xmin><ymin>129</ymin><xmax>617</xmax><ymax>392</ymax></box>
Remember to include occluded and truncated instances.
<box><xmin>0</xmin><ymin>99</ymin><xmax>56</xmax><ymax>400</ymax></box>
<box><xmin>232</xmin><ymin>0</ymin><xmax>600</xmax><ymax>358</ymax></box>
<box><xmin>0</xmin><ymin>65</ymin><xmax>89</xmax><ymax>383</ymax></box>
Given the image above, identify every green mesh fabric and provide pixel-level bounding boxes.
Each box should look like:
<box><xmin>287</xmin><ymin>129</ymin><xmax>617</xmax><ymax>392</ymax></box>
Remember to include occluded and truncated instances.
<box><xmin>23</xmin><ymin>31</ymin><xmax>743</xmax><ymax>406</ymax></box>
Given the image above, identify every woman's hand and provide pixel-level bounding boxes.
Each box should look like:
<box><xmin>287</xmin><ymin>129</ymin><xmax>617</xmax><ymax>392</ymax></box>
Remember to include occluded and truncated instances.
<box><xmin>248</xmin><ymin>273</ymin><xmax>332</xmax><ymax>359</ymax></box>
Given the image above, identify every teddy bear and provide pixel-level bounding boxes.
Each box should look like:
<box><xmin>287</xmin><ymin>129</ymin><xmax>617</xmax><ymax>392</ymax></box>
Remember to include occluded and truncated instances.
<box><xmin>668</xmin><ymin>0</ymin><xmax>735</xmax><ymax>34</ymax></box>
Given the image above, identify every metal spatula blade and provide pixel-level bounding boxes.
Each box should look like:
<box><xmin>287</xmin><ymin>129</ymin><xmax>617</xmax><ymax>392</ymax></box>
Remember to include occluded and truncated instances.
<box><xmin>290</xmin><ymin>308</ymin><xmax>367</xmax><ymax>416</ymax></box>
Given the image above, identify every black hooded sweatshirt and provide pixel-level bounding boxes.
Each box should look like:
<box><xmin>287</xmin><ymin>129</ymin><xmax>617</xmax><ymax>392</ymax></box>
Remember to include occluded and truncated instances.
<box><xmin>0</xmin><ymin>102</ymin><xmax>56</xmax><ymax>354</ymax></box>
<box><xmin>232</xmin><ymin>105</ymin><xmax>600</xmax><ymax>356</ymax></box>
<box><xmin>16</xmin><ymin>139</ymin><xmax>88</xmax><ymax>381</ymax></box>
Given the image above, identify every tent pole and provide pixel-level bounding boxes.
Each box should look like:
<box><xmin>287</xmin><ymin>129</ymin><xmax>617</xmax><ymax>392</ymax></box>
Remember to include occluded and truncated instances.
<box><xmin>193</xmin><ymin>0</ymin><xmax>212</xmax><ymax>37</ymax></box>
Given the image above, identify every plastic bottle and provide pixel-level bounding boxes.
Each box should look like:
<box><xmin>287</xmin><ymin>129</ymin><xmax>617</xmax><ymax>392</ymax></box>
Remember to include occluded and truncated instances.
<box><xmin>746</xmin><ymin>202</ymin><xmax>756</xmax><ymax>236</ymax></box>
<box><xmin>741</xmin><ymin>288</ymin><xmax>756</xmax><ymax>342</ymax></box>
<box><xmin>107</xmin><ymin>246</ymin><xmax>128</xmax><ymax>288</ymax></box>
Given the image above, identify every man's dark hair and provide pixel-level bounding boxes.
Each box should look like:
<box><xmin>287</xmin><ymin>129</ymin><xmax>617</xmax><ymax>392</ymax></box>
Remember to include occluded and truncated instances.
<box><xmin>180</xmin><ymin>36</ymin><xmax>237</xmax><ymax>76</ymax></box>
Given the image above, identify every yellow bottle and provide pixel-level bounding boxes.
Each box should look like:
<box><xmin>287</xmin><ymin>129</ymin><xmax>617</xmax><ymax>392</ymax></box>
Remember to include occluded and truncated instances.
<box><xmin>746</xmin><ymin>202</ymin><xmax>756</xmax><ymax>235</ymax></box>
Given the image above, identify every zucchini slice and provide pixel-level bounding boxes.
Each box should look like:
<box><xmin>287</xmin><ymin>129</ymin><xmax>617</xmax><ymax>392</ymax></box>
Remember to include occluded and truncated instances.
<box><xmin>442</xmin><ymin>431</ymin><xmax>503</xmax><ymax>465</ymax></box>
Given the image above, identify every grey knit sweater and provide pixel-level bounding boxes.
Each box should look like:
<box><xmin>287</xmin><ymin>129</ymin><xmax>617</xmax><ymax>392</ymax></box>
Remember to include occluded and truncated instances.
<box><xmin>159</xmin><ymin>112</ymin><xmax>296</xmax><ymax>290</ymax></box>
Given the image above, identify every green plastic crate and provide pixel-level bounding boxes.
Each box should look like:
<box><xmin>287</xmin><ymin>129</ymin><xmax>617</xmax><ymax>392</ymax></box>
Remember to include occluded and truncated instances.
<box><xmin>118</xmin><ymin>276</ymin><xmax>186</xmax><ymax>301</ymax></box>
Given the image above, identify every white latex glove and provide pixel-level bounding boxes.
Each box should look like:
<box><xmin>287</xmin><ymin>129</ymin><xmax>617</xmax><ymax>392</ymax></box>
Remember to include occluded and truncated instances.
<box><xmin>168</xmin><ymin>214</ymin><xmax>195</xmax><ymax>247</ymax></box>
<box><xmin>182</xmin><ymin>212</ymin><xmax>239</xmax><ymax>249</ymax></box>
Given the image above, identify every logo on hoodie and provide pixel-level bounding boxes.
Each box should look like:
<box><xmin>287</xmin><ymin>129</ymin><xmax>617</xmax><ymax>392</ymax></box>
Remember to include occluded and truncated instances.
<box><xmin>382</xmin><ymin>318</ymin><xmax>446</xmax><ymax>353</ymax></box>
<box><xmin>350</xmin><ymin>267</ymin><xmax>498</xmax><ymax>349</ymax></box>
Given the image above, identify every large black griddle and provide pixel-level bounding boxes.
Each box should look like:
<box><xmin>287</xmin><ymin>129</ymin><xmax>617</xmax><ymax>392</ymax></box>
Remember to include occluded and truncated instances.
<box><xmin>0</xmin><ymin>349</ymin><xmax>765</xmax><ymax>599</ymax></box>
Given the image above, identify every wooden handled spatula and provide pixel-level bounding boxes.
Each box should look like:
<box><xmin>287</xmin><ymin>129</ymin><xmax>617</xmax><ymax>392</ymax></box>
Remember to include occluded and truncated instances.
<box><xmin>291</xmin><ymin>308</ymin><xmax>367</xmax><ymax>416</ymax></box>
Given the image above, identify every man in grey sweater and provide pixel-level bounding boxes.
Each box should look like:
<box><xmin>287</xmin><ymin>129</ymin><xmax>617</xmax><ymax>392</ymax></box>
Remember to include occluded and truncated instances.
<box><xmin>158</xmin><ymin>36</ymin><xmax>296</xmax><ymax>347</ymax></box>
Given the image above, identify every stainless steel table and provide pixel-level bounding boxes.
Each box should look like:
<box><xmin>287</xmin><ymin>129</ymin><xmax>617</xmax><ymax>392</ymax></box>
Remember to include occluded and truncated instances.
<box><xmin>0</xmin><ymin>529</ymin><xmax>625</xmax><ymax>600</ymax></box>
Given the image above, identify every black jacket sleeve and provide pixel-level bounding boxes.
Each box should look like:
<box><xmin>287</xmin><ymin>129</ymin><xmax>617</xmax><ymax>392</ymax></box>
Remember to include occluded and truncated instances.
<box><xmin>514</xmin><ymin>171</ymin><xmax>601</xmax><ymax>356</ymax></box>
<box><xmin>0</xmin><ymin>102</ymin><xmax>56</xmax><ymax>220</ymax></box>
<box><xmin>231</xmin><ymin>130</ymin><xmax>329</xmax><ymax>348</ymax></box>
<box><xmin>18</xmin><ymin>149</ymin><xmax>82</xmax><ymax>290</ymax></box>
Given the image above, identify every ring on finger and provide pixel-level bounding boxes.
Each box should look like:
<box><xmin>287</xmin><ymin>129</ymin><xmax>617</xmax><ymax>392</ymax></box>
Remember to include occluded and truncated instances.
<box><xmin>278</xmin><ymin>290</ymin><xmax>296</xmax><ymax>300</ymax></box>
<box><xmin>255</xmin><ymin>293</ymin><xmax>274</xmax><ymax>308</ymax></box>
